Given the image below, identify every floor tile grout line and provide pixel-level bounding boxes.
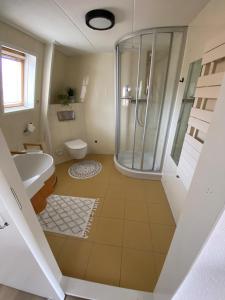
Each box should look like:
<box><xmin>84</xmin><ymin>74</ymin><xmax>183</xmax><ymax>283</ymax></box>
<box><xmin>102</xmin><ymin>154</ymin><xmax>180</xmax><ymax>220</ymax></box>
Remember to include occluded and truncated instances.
<box><xmin>50</xmin><ymin>234</ymin><xmax>70</xmax><ymax>262</ymax></box>
<box><xmin>148</xmin><ymin>221</ymin><xmax>157</xmax><ymax>254</ymax></box>
<box><xmin>146</xmin><ymin>202</ymin><xmax>176</xmax><ymax>226</ymax></box>
<box><xmin>149</xmin><ymin>222</ymin><xmax>176</xmax><ymax>227</ymax></box>
<box><xmin>84</xmin><ymin>241</ymin><xmax>123</xmax><ymax>284</ymax></box>
<box><xmin>52</xmin><ymin>154</ymin><xmax>175</xmax><ymax>291</ymax></box>
<box><xmin>119</xmin><ymin>207</ymin><xmax>126</xmax><ymax>285</ymax></box>
<box><xmin>119</xmin><ymin>245</ymin><xmax>125</xmax><ymax>287</ymax></box>
<box><xmin>146</xmin><ymin>197</ymin><xmax>156</xmax><ymax>250</ymax></box>
<box><xmin>83</xmin><ymin>241</ymin><xmax>95</xmax><ymax>280</ymax></box>
<box><xmin>121</xmin><ymin>245</ymin><xmax>168</xmax><ymax>254</ymax></box>
<box><xmin>47</xmin><ymin>232</ymin><xmax>171</xmax><ymax>256</ymax></box>
<box><xmin>95</xmin><ymin>216</ymin><xmax>153</xmax><ymax>223</ymax></box>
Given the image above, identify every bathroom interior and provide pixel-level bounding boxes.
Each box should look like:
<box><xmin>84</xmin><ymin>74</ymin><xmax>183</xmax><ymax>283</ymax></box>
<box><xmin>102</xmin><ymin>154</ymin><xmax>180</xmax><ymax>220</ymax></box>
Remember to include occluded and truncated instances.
<box><xmin>1</xmin><ymin>0</ymin><xmax>225</xmax><ymax>299</ymax></box>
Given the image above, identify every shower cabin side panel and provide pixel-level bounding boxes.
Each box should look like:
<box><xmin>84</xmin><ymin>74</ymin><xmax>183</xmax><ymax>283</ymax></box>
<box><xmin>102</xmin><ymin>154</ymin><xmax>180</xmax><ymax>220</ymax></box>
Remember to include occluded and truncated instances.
<box><xmin>154</xmin><ymin>32</ymin><xmax>186</xmax><ymax>170</ymax></box>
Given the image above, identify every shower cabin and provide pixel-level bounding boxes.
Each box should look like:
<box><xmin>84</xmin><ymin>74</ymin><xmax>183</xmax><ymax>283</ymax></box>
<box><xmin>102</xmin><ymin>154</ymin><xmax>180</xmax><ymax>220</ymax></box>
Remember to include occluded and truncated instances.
<box><xmin>114</xmin><ymin>27</ymin><xmax>186</xmax><ymax>179</ymax></box>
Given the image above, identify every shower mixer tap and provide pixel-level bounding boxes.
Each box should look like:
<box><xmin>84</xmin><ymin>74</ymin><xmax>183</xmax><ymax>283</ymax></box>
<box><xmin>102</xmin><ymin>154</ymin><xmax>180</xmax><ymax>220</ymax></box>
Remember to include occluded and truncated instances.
<box><xmin>122</xmin><ymin>85</ymin><xmax>131</xmax><ymax>98</ymax></box>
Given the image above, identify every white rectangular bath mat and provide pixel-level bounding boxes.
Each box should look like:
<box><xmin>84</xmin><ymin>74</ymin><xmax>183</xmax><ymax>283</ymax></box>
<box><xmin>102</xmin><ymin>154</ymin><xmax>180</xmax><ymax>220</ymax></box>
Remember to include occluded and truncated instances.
<box><xmin>38</xmin><ymin>194</ymin><xmax>98</xmax><ymax>238</ymax></box>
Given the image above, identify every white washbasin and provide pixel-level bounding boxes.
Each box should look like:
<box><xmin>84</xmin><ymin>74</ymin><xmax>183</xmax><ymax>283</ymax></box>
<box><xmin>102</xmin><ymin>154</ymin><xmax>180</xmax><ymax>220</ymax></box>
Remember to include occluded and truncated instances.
<box><xmin>13</xmin><ymin>153</ymin><xmax>55</xmax><ymax>198</ymax></box>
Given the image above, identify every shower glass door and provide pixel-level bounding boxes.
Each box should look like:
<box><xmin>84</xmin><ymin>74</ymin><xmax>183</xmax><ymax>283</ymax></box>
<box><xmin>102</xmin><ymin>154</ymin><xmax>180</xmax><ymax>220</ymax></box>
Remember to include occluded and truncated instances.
<box><xmin>132</xmin><ymin>33</ymin><xmax>153</xmax><ymax>170</ymax></box>
<box><xmin>117</xmin><ymin>35</ymin><xmax>140</xmax><ymax>168</ymax></box>
<box><xmin>142</xmin><ymin>33</ymin><xmax>172</xmax><ymax>171</ymax></box>
<box><xmin>116</xmin><ymin>28</ymin><xmax>185</xmax><ymax>173</ymax></box>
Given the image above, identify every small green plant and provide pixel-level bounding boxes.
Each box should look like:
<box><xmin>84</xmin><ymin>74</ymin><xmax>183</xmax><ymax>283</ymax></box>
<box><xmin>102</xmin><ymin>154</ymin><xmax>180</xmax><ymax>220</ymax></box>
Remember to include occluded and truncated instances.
<box><xmin>58</xmin><ymin>87</ymin><xmax>76</xmax><ymax>105</ymax></box>
<box><xmin>58</xmin><ymin>94</ymin><xmax>70</xmax><ymax>106</ymax></box>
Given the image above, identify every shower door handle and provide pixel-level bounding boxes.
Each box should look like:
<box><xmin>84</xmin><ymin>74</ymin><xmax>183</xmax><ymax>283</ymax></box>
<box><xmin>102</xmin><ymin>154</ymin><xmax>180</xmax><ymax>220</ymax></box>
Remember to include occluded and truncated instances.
<box><xmin>136</xmin><ymin>100</ymin><xmax>145</xmax><ymax>127</ymax></box>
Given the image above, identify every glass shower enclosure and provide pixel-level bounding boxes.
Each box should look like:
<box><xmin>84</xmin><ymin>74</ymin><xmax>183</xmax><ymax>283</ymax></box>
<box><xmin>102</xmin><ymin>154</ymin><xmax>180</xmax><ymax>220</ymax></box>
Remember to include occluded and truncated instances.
<box><xmin>114</xmin><ymin>27</ymin><xmax>187</xmax><ymax>178</ymax></box>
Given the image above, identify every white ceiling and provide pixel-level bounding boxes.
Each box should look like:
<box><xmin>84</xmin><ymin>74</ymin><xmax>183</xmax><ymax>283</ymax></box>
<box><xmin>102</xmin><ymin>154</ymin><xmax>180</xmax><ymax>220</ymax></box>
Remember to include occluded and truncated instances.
<box><xmin>0</xmin><ymin>0</ymin><xmax>210</xmax><ymax>54</ymax></box>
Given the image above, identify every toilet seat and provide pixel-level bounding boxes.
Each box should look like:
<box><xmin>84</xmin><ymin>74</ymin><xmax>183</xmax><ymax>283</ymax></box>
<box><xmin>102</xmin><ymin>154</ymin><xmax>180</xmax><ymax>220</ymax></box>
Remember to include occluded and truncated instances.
<box><xmin>65</xmin><ymin>139</ymin><xmax>87</xmax><ymax>150</ymax></box>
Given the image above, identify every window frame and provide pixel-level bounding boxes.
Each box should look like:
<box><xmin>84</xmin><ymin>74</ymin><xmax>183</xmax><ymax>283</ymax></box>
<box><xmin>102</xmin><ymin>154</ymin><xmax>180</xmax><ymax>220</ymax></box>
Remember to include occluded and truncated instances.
<box><xmin>0</xmin><ymin>43</ymin><xmax>37</xmax><ymax>114</ymax></box>
<box><xmin>1</xmin><ymin>46</ymin><xmax>26</xmax><ymax>108</ymax></box>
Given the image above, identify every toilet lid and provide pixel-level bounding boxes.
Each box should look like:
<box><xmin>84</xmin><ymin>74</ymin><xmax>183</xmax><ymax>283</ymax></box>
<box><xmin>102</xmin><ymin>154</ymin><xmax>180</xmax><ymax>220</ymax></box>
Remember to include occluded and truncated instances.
<box><xmin>65</xmin><ymin>139</ymin><xmax>87</xmax><ymax>150</ymax></box>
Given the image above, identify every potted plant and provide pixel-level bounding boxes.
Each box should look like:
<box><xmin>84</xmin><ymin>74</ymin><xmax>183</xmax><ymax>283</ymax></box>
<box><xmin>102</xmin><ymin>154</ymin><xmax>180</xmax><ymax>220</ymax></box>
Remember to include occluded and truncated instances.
<box><xmin>58</xmin><ymin>87</ymin><xmax>76</xmax><ymax>105</ymax></box>
<box><xmin>58</xmin><ymin>94</ymin><xmax>70</xmax><ymax>106</ymax></box>
<box><xmin>67</xmin><ymin>88</ymin><xmax>75</xmax><ymax>102</ymax></box>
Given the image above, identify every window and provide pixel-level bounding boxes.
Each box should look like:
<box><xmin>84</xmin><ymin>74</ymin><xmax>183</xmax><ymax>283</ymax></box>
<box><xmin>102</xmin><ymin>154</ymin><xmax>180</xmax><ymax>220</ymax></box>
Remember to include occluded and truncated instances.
<box><xmin>1</xmin><ymin>45</ymin><xmax>36</xmax><ymax>113</ymax></box>
<box><xmin>2</xmin><ymin>47</ymin><xmax>25</xmax><ymax>108</ymax></box>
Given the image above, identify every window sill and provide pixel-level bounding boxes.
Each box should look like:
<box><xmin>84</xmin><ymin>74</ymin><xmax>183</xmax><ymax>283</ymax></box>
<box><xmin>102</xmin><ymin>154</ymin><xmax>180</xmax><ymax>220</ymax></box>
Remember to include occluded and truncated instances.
<box><xmin>4</xmin><ymin>106</ymin><xmax>34</xmax><ymax>114</ymax></box>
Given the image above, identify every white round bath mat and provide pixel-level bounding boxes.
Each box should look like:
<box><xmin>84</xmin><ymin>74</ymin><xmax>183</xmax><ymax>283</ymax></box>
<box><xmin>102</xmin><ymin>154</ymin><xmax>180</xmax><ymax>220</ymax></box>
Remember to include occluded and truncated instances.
<box><xmin>68</xmin><ymin>160</ymin><xmax>102</xmax><ymax>179</ymax></box>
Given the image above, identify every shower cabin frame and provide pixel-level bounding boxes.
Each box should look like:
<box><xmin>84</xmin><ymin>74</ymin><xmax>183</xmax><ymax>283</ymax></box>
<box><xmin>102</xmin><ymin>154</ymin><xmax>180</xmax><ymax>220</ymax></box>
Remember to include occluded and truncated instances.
<box><xmin>114</xmin><ymin>26</ymin><xmax>187</xmax><ymax>179</ymax></box>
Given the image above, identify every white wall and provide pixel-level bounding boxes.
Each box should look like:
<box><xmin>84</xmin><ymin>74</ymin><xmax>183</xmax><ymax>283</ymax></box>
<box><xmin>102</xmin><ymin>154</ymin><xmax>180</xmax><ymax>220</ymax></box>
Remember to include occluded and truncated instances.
<box><xmin>67</xmin><ymin>53</ymin><xmax>115</xmax><ymax>154</ymax></box>
<box><xmin>154</xmin><ymin>76</ymin><xmax>225</xmax><ymax>300</ymax></box>
<box><xmin>49</xmin><ymin>103</ymin><xmax>87</xmax><ymax>164</ymax></box>
<box><xmin>49</xmin><ymin>52</ymin><xmax>115</xmax><ymax>162</ymax></box>
<box><xmin>50</xmin><ymin>48</ymin><xmax>68</xmax><ymax>104</ymax></box>
<box><xmin>0</xmin><ymin>21</ymin><xmax>44</xmax><ymax>151</ymax></box>
<box><xmin>49</xmin><ymin>49</ymin><xmax>88</xmax><ymax>163</ymax></box>
<box><xmin>162</xmin><ymin>0</ymin><xmax>225</xmax><ymax>223</ymax></box>
<box><xmin>173</xmin><ymin>204</ymin><xmax>225</xmax><ymax>300</ymax></box>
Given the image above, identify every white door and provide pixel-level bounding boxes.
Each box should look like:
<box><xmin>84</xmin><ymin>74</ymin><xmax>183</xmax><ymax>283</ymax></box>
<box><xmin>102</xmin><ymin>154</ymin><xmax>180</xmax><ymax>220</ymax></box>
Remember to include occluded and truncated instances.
<box><xmin>0</xmin><ymin>130</ymin><xmax>64</xmax><ymax>300</ymax></box>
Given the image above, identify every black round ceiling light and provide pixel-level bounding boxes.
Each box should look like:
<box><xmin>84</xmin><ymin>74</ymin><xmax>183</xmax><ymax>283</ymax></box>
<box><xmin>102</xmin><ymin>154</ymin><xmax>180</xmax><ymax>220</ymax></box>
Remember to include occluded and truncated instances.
<box><xmin>85</xmin><ymin>9</ymin><xmax>115</xmax><ymax>31</ymax></box>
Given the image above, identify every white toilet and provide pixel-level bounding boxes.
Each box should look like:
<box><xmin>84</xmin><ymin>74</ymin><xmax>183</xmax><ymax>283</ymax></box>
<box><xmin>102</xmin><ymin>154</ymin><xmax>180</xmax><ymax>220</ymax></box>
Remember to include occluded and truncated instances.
<box><xmin>64</xmin><ymin>139</ymin><xmax>87</xmax><ymax>159</ymax></box>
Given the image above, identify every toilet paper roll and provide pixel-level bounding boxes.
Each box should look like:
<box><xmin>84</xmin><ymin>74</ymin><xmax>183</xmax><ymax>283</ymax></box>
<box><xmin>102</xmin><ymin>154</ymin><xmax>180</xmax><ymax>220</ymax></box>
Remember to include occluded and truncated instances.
<box><xmin>27</xmin><ymin>123</ymin><xmax>36</xmax><ymax>133</ymax></box>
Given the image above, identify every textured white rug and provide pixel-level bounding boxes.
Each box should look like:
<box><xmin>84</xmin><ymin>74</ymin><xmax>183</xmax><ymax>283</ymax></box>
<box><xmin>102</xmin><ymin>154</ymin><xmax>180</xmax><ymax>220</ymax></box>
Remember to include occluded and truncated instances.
<box><xmin>38</xmin><ymin>194</ymin><xmax>98</xmax><ymax>238</ymax></box>
<box><xmin>68</xmin><ymin>160</ymin><xmax>102</xmax><ymax>179</ymax></box>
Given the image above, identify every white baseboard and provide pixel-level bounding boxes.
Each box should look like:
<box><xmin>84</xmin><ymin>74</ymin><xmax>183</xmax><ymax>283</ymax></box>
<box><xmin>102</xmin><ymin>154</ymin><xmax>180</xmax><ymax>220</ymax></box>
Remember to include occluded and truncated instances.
<box><xmin>61</xmin><ymin>276</ymin><xmax>153</xmax><ymax>300</ymax></box>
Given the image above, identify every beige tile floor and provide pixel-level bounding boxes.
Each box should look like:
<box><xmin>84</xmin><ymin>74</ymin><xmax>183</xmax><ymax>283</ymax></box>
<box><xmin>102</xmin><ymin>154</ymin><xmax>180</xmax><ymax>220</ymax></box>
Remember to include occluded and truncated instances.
<box><xmin>45</xmin><ymin>154</ymin><xmax>176</xmax><ymax>292</ymax></box>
